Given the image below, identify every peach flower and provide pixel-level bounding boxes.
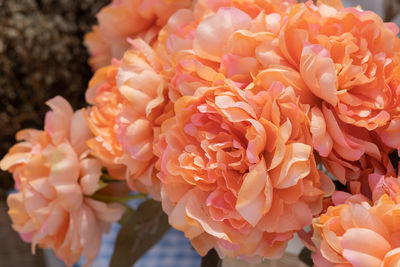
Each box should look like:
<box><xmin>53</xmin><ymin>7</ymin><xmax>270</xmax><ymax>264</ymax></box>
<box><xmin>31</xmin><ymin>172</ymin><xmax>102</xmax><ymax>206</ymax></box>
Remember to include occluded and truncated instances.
<box><xmin>312</xmin><ymin>194</ymin><xmax>400</xmax><ymax>267</ymax></box>
<box><xmin>279</xmin><ymin>1</ymin><xmax>400</xmax><ymax>144</ymax></box>
<box><xmin>86</xmin><ymin>38</ymin><xmax>170</xmax><ymax>198</ymax></box>
<box><xmin>155</xmin><ymin>1</ymin><xmax>316</xmax><ymax>103</ymax></box>
<box><xmin>156</xmin><ymin>78</ymin><xmax>333</xmax><ymax>261</ymax></box>
<box><xmin>0</xmin><ymin>96</ymin><xmax>125</xmax><ymax>266</ymax></box>
<box><xmin>84</xmin><ymin>0</ymin><xmax>193</xmax><ymax>70</ymax></box>
<box><xmin>84</xmin><ymin>63</ymin><xmax>127</xmax><ymax>179</ymax></box>
<box><xmin>311</xmin><ymin>103</ymin><xmax>395</xmax><ymax>184</ymax></box>
<box><xmin>281</xmin><ymin>0</ymin><xmax>400</xmax><ymax>130</ymax></box>
<box><xmin>278</xmin><ymin>0</ymin><xmax>400</xmax><ymax>183</ymax></box>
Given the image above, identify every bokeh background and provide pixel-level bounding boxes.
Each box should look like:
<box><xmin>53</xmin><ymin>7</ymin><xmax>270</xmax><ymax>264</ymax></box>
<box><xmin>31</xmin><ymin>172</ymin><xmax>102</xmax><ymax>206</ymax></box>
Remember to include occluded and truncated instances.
<box><xmin>0</xmin><ymin>1</ymin><xmax>108</xmax><ymax>266</ymax></box>
<box><xmin>0</xmin><ymin>0</ymin><xmax>400</xmax><ymax>266</ymax></box>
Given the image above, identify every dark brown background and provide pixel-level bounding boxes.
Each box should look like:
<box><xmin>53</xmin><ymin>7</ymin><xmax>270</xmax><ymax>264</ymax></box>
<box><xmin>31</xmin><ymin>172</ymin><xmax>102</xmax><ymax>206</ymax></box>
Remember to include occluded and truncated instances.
<box><xmin>0</xmin><ymin>0</ymin><xmax>108</xmax><ymax>265</ymax></box>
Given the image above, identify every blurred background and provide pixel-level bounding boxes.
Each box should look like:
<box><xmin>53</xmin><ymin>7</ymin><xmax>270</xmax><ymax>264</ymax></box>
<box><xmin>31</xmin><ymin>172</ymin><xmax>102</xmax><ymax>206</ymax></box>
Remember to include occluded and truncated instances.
<box><xmin>0</xmin><ymin>0</ymin><xmax>399</xmax><ymax>266</ymax></box>
<box><xmin>0</xmin><ymin>1</ymin><xmax>108</xmax><ymax>266</ymax></box>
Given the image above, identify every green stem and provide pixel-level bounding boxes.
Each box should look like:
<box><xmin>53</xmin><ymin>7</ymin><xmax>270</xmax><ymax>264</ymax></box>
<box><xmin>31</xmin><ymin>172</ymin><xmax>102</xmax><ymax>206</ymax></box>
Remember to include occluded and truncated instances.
<box><xmin>101</xmin><ymin>173</ymin><xmax>124</xmax><ymax>183</ymax></box>
<box><xmin>90</xmin><ymin>193</ymin><xmax>148</xmax><ymax>204</ymax></box>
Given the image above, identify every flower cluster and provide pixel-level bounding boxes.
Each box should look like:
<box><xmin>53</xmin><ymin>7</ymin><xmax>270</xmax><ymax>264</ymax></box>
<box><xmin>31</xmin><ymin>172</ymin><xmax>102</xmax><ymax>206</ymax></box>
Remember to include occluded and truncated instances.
<box><xmin>2</xmin><ymin>0</ymin><xmax>400</xmax><ymax>266</ymax></box>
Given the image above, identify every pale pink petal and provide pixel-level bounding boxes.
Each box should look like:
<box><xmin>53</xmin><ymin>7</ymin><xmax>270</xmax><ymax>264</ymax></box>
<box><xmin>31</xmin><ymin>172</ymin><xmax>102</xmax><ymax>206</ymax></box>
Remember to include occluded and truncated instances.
<box><xmin>273</xmin><ymin>143</ymin><xmax>311</xmax><ymax>189</ymax></box>
<box><xmin>342</xmin><ymin>228</ymin><xmax>390</xmax><ymax>267</ymax></box>
<box><xmin>69</xmin><ymin>110</ymin><xmax>92</xmax><ymax>156</ymax></box>
<box><xmin>300</xmin><ymin>45</ymin><xmax>338</xmax><ymax>106</ymax></box>
<box><xmin>45</xmin><ymin>96</ymin><xmax>74</xmax><ymax>144</ymax></box>
<box><xmin>311</xmin><ymin>106</ymin><xmax>333</xmax><ymax>157</ymax></box>
<box><xmin>236</xmin><ymin>160</ymin><xmax>268</xmax><ymax>226</ymax></box>
<box><xmin>79</xmin><ymin>158</ymin><xmax>102</xmax><ymax>196</ymax></box>
<box><xmin>193</xmin><ymin>7</ymin><xmax>252</xmax><ymax>62</ymax></box>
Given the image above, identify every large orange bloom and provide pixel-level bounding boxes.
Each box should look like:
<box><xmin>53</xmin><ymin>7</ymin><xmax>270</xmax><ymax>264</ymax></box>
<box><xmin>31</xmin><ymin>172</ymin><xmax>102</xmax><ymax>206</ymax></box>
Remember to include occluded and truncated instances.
<box><xmin>312</xmin><ymin>194</ymin><xmax>400</xmax><ymax>267</ymax></box>
<box><xmin>156</xmin><ymin>78</ymin><xmax>333</xmax><ymax>261</ymax></box>
<box><xmin>84</xmin><ymin>0</ymin><xmax>193</xmax><ymax>70</ymax></box>
<box><xmin>155</xmin><ymin>0</ymin><xmax>318</xmax><ymax>104</ymax></box>
<box><xmin>0</xmin><ymin>97</ymin><xmax>125</xmax><ymax>266</ymax></box>
<box><xmin>281</xmin><ymin>0</ymin><xmax>400</xmax><ymax>130</ymax></box>
<box><xmin>279</xmin><ymin>0</ymin><xmax>400</xmax><ymax>183</ymax></box>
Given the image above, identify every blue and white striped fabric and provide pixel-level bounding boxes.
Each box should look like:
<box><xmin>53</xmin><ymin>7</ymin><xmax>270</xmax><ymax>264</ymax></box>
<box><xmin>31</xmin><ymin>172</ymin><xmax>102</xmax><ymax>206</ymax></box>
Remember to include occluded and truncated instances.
<box><xmin>75</xmin><ymin>224</ymin><xmax>201</xmax><ymax>267</ymax></box>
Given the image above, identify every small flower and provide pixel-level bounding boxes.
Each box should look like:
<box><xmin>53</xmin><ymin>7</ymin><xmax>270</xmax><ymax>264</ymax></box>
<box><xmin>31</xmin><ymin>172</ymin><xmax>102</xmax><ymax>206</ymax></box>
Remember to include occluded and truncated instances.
<box><xmin>84</xmin><ymin>0</ymin><xmax>193</xmax><ymax>70</ymax></box>
<box><xmin>1</xmin><ymin>96</ymin><xmax>125</xmax><ymax>266</ymax></box>
<box><xmin>312</xmin><ymin>194</ymin><xmax>400</xmax><ymax>267</ymax></box>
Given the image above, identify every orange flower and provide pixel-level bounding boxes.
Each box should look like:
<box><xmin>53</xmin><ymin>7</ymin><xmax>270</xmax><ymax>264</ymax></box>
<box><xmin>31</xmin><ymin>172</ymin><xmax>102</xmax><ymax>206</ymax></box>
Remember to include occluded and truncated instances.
<box><xmin>156</xmin><ymin>78</ymin><xmax>333</xmax><ymax>260</ymax></box>
<box><xmin>84</xmin><ymin>64</ymin><xmax>127</xmax><ymax>179</ymax></box>
<box><xmin>281</xmin><ymin>0</ymin><xmax>400</xmax><ymax>131</ymax></box>
<box><xmin>279</xmin><ymin>0</ymin><xmax>400</xmax><ymax>183</ymax></box>
<box><xmin>312</xmin><ymin>194</ymin><xmax>400</xmax><ymax>267</ymax></box>
<box><xmin>0</xmin><ymin>96</ymin><xmax>125</xmax><ymax>266</ymax></box>
<box><xmin>85</xmin><ymin>39</ymin><xmax>171</xmax><ymax>198</ymax></box>
<box><xmin>84</xmin><ymin>0</ymin><xmax>193</xmax><ymax>70</ymax></box>
<box><xmin>155</xmin><ymin>1</ymin><xmax>316</xmax><ymax>103</ymax></box>
<box><xmin>311</xmin><ymin>103</ymin><xmax>395</xmax><ymax>183</ymax></box>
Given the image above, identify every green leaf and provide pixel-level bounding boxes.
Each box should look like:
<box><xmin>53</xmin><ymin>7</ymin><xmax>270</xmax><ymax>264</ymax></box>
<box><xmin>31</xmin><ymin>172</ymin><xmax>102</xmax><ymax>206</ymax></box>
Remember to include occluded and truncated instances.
<box><xmin>110</xmin><ymin>199</ymin><xmax>170</xmax><ymax>267</ymax></box>
<box><xmin>201</xmin><ymin>249</ymin><xmax>222</xmax><ymax>267</ymax></box>
<box><xmin>101</xmin><ymin>173</ymin><xmax>124</xmax><ymax>183</ymax></box>
<box><xmin>299</xmin><ymin>247</ymin><xmax>313</xmax><ymax>267</ymax></box>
